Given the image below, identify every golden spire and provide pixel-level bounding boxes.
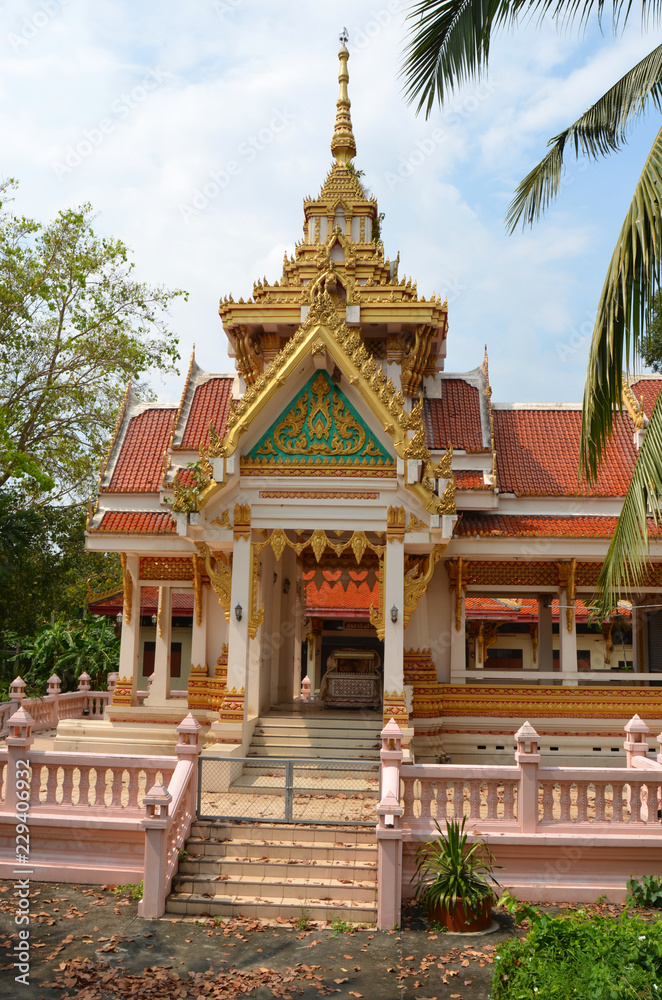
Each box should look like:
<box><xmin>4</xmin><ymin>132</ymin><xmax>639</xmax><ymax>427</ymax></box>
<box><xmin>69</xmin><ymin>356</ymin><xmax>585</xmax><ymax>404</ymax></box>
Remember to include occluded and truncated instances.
<box><xmin>331</xmin><ymin>28</ymin><xmax>356</xmax><ymax>166</ymax></box>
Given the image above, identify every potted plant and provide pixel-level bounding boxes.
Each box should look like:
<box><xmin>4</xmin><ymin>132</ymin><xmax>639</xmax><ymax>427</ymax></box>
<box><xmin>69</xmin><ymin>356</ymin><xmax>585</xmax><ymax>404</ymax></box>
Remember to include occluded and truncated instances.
<box><xmin>411</xmin><ymin>816</ymin><xmax>502</xmax><ymax>932</ymax></box>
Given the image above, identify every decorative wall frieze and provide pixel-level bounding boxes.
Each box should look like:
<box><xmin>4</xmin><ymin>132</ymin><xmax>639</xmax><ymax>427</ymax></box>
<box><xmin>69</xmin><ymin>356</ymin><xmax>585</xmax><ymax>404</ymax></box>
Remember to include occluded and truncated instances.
<box><xmin>139</xmin><ymin>557</ymin><xmax>193</xmax><ymax>581</ymax></box>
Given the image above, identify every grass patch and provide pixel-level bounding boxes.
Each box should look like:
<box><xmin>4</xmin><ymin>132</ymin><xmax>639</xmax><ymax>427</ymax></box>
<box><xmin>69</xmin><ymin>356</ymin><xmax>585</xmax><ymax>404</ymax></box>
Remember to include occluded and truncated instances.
<box><xmin>492</xmin><ymin>905</ymin><xmax>662</xmax><ymax>999</ymax></box>
<box><xmin>111</xmin><ymin>880</ymin><xmax>143</xmax><ymax>901</ymax></box>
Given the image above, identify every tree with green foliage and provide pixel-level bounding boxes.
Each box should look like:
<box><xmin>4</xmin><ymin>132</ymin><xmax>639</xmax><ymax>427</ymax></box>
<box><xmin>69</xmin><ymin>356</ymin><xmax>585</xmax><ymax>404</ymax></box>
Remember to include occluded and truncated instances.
<box><xmin>642</xmin><ymin>290</ymin><xmax>662</xmax><ymax>373</ymax></box>
<box><xmin>4</xmin><ymin>615</ymin><xmax>120</xmax><ymax>699</ymax></box>
<box><xmin>402</xmin><ymin>1</ymin><xmax>662</xmax><ymax>613</ymax></box>
<box><xmin>0</xmin><ymin>180</ymin><xmax>184</xmax><ymax>505</ymax></box>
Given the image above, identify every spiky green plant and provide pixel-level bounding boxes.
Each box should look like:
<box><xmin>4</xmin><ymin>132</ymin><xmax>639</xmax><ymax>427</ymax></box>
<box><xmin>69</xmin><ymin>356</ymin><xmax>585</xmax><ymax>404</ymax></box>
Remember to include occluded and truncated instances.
<box><xmin>411</xmin><ymin>815</ymin><xmax>501</xmax><ymax>917</ymax></box>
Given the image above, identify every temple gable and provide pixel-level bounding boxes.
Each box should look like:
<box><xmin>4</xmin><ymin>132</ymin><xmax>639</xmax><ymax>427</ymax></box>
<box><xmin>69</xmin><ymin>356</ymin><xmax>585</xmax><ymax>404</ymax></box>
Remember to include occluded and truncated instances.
<box><xmin>243</xmin><ymin>370</ymin><xmax>393</xmax><ymax>474</ymax></box>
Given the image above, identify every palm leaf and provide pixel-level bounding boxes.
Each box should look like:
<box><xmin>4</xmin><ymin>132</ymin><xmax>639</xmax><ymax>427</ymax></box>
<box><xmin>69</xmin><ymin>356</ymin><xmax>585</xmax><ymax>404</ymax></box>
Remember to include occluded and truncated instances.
<box><xmin>401</xmin><ymin>0</ymin><xmax>662</xmax><ymax>116</ymax></box>
<box><xmin>592</xmin><ymin>387</ymin><xmax>662</xmax><ymax>614</ymax></box>
<box><xmin>507</xmin><ymin>43</ymin><xmax>662</xmax><ymax>231</ymax></box>
<box><xmin>581</xmin><ymin>124</ymin><xmax>662</xmax><ymax>482</ymax></box>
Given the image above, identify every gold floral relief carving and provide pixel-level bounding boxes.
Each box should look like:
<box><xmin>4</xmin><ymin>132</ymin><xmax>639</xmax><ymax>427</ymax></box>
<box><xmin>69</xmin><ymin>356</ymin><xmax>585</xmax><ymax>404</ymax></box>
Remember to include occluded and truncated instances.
<box><xmin>120</xmin><ymin>553</ymin><xmax>133</xmax><ymax>627</ymax></box>
<box><xmin>248</xmin><ymin>545</ymin><xmax>265</xmax><ymax>640</ymax></box>
<box><xmin>403</xmin><ymin>546</ymin><xmax>445</xmax><ymax>629</ymax></box>
<box><xmin>196</xmin><ymin>542</ymin><xmax>232</xmax><ymax>623</ymax></box>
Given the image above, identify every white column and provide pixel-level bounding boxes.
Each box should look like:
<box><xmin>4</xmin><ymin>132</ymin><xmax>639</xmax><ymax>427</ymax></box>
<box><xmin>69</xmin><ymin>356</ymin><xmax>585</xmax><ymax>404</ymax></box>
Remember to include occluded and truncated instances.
<box><xmin>118</xmin><ymin>554</ymin><xmax>141</xmax><ymax>705</ymax></box>
<box><xmin>226</xmin><ymin>535</ymin><xmax>251</xmax><ymax>722</ymax></box>
<box><xmin>146</xmin><ymin>586</ymin><xmax>172</xmax><ymax>706</ymax></box>
<box><xmin>383</xmin><ymin>539</ymin><xmax>405</xmax><ymax>695</ymax></box>
<box><xmin>538</xmin><ymin>596</ymin><xmax>553</xmax><ymax>673</ymax></box>
<box><xmin>558</xmin><ymin>588</ymin><xmax>578</xmax><ymax>686</ymax></box>
<box><xmin>449</xmin><ymin>588</ymin><xmax>466</xmax><ymax>683</ymax></box>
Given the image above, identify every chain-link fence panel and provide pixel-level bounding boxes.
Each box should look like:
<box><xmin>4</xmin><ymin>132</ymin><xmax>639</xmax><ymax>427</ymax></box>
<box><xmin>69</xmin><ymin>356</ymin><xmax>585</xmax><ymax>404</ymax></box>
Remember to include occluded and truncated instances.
<box><xmin>198</xmin><ymin>756</ymin><xmax>379</xmax><ymax>825</ymax></box>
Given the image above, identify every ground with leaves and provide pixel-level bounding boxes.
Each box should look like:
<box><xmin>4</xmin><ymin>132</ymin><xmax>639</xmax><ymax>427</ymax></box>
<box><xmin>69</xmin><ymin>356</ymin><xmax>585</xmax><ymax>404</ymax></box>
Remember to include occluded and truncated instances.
<box><xmin>0</xmin><ymin>881</ymin><xmax>655</xmax><ymax>1000</ymax></box>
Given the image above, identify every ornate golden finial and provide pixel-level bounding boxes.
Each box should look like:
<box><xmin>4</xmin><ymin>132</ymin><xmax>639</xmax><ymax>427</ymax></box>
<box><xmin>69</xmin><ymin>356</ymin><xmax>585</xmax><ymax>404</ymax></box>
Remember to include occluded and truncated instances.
<box><xmin>331</xmin><ymin>29</ymin><xmax>356</xmax><ymax>166</ymax></box>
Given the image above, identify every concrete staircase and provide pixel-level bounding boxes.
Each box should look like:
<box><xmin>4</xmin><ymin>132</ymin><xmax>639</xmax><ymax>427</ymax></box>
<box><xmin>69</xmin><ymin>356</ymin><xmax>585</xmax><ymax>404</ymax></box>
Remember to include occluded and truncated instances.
<box><xmin>248</xmin><ymin>712</ymin><xmax>382</xmax><ymax>760</ymax></box>
<box><xmin>165</xmin><ymin>821</ymin><xmax>378</xmax><ymax>924</ymax></box>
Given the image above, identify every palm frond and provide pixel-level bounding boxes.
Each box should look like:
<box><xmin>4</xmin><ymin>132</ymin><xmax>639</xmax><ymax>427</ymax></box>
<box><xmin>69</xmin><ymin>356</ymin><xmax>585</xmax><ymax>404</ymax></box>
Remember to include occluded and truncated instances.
<box><xmin>593</xmin><ymin>389</ymin><xmax>662</xmax><ymax>615</ymax></box>
<box><xmin>507</xmin><ymin>44</ymin><xmax>662</xmax><ymax>231</ymax></box>
<box><xmin>581</xmin><ymin>124</ymin><xmax>662</xmax><ymax>482</ymax></box>
<box><xmin>401</xmin><ymin>0</ymin><xmax>662</xmax><ymax>116</ymax></box>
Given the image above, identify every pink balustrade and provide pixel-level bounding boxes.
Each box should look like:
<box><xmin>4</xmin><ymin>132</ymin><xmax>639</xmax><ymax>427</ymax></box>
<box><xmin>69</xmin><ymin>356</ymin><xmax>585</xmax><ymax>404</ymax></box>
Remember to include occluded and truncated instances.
<box><xmin>0</xmin><ymin>707</ymin><xmax>202</xmax><ymax>907</ymax></box>
<box><xmin>0</xmin><ymin>674</ymin><xmax>112</xmax><ymax>736</ymax></box>
<box><xmin>376</xmin><ymin>715</ymin><xmax>662</xmax><ymax>928</ymax></box>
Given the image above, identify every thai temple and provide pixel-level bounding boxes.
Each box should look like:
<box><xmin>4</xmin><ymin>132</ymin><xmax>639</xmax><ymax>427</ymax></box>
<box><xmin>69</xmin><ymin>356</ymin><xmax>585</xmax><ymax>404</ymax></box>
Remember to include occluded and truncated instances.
<box><xmin>75</xmin><ymin>38</ymin><xmax>662</xmax><ymax>768</ymax></box>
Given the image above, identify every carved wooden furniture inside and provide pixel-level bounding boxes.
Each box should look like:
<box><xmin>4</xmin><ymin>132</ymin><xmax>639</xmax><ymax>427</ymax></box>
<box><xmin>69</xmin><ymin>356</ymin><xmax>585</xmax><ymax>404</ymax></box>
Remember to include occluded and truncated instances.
<box><xmin>320</xmin><ymin>648</ymin><xmax>382</xmax><ymax>709</ymax></box>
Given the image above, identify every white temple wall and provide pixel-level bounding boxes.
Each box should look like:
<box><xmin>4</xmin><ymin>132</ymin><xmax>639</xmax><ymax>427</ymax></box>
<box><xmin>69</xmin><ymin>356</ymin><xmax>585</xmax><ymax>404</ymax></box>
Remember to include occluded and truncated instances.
<box><xmin>206</xmin><ymin>587</ymin><xmax>229</xmax><ymax>673</ymax></box>
<box><xmin>425</xmin><ymin>563</ymin><xmax>452</xmax><ymax>683</ymax></box>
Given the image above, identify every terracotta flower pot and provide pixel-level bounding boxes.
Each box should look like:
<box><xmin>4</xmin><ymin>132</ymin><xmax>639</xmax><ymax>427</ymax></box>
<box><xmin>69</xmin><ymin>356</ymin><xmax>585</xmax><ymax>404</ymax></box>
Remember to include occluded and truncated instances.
<box><xmin>428</xmin><ymin>896</ymin><xmax>493</xmax><ymax>932</ymax></box>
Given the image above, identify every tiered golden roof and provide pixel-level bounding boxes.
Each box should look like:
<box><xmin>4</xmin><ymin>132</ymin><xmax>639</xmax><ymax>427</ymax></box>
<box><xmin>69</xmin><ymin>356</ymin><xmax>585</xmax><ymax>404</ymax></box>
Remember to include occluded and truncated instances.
<box><xmin>218</xmin><ymin>35</ymin><xmax>448</xmax><ymax>397</ymax></box>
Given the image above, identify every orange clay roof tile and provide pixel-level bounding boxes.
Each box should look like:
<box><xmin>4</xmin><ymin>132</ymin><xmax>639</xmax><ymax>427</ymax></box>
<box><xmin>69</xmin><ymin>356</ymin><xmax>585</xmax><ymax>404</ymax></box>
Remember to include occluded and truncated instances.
<box><xmin>94</xmin><ymin>511</ymin><xmax>176</xmax><ymax>534</ymax></box>
<box><xmin>493</xmin><ymin>408</ymin><xmax>637</xmax><ymax>496</ymax></box>
<box><xmin>455</xmin><ymin>470</ymin><xmax>487</xmax><ymax>490</ymax></box>
<box><xmin>178</xmin><ymin>377</ymin><xmax>233</xmax><ymax>450</ymax></box>
<box><xmin>104</xmin><ymin>408</ymin><xmax>174</xmax><ymax>493</ymax></box>
<box><xmin>630</xmin><ymin>378</ymin><xmax>662</xmax><ymax>420</ymax></box>
<box><xmin>424</xmin><ymin>381</ymin><xmax>487</xmax><ymax>452</ymax></box>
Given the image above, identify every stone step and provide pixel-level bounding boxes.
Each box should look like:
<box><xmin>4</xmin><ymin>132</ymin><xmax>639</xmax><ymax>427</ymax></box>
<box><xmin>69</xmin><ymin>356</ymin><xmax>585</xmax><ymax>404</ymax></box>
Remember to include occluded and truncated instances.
<box><xmin>188</xmin><ymin>821</ymin><xmax>377</xmax><ymax>844</ymax></box>
<box><xmin>250</xmin><ymin>734</ymin><xmax>380</xmax><ymax>747</ymax></box>
<box><xmin>179</xmin><ymin>855</ymin><xmax>377</xmax><ymax>880</ymax></box>
<box><xmin>247</xmin><ymin>745</ymin><xmax>380</xmax><ymax>759</ymax></box>
<box><xmin>171</xmin><ymin>873</ymin><xmax>377</xmax><ymax>904</ymax></box>
<box><xmin>184</xmin><ymin>839</ymin><xmax>377</xmax><ymax>865</ymax></box>
<box><xmin>252</xmin><ymin>727</ymin><xmax>380</xmax><ymax>742</ymax></box>
<box><xmin>255</xmin><ymin>714</ymin><xmax>380</xmax><ymax>731</ymax></box>
<box><xmin>165</xmin><ymin>892</ymin><xmax>376</xmax><ymax>924</ymax></box>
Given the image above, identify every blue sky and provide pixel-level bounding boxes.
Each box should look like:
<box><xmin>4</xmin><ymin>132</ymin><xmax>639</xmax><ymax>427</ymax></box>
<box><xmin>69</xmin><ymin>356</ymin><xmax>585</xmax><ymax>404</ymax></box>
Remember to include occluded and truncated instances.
<box><xmin>3</xmin><ymin>0</ymin><xmax>661</xmax><ymax>404</ymax></box>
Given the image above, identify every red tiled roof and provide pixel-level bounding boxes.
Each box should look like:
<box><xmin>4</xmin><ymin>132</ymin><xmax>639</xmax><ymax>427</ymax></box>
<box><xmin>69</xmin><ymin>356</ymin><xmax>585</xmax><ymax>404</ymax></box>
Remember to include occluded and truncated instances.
<box><xmin>178</xmin><ymin>378</ymin><xmax>233</xmax><ymax>450</ymax></box>
<box><xmin>493</xmin><ymin>409</ymin><xmax>637</xmax><ymax>496</ymax></box>
<box><xmin>105</xmin><ymin>408</ymin><xmax>174</xmax><ymax>493</ymax></box>
<box><xmin>424</xmin><ymin>380</ymin><xmax>486</xmax><ymax>452</ymax></box>
<box><xmin>94</xmin><ymin>511</ymin><xmax>176</xmax><ymax>534</ymax></box>
<box><xmin>630</xmin><ymin>378</ymin><xmax>662</xmax><ymax>419</ymax></box>
<box><xmin>175</xmin><ymin>467</ymin><xmax>197</xmax><ymax>487</ymax></box>
<box><xmin>456</xmin><ymin>514</ymin><xmax>620</xmax><ymax>538</ymax></box>
<box><xmin>465</xmin><ymin>596</ymin><xmax>631</xmax><ymax>622</ymax></box>
<box><xmin>90</xmin><ymin>588</ymin><xmax>193</xmax><ymax>615</ymax></box>
<box><xmin>455</xmin><ymin>470</ymin><xmax>487</xmax><ymax>490</ymax></box>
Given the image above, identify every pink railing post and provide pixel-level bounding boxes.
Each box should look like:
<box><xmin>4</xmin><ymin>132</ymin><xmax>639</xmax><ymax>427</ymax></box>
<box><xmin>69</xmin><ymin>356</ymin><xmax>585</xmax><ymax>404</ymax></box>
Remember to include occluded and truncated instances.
<box><xmin>515</xmin><ymin>721</ymin><xmax>540</xmax><ymax>834</ymax></box>
<box><xmin>4</xmin><ymin>707</ymin><xmax>34</xmax><ymax>816</ymax></box>
<box><xmin>138</xmin><ymin>782</ymin><xmax>172</xmax><ymax>919</ymax></box>
<box><xmin>625</xmin><ymin>715</ymin><xmax>650</xmax><ymax>767</ymax></box>
<box><xmin>47</xmin><ymin>674</ymin><xmax>61</xmax><ymax>727</ymax></box>
<box><xmin>175</xmin><ymin>712</ymin><xmax>202</xmax><ymax>816</ymax></box>
<box><xmin>377</xmin><ymin>718</ymin><xmax>404</xmax><ymax>931</ymax></box>
<box><xmin>300</xmin><ymin>675</ymin><xmax>312</xmax><ymax>702</ymax></box>
<box><xmin>9</xmin><ymin>677</ymin><xmax>26</xmax><ymax>705</ymax></box>
<box><xmin>106</xmin><ymin>672</ymin><xmax>118</xmax><ymax>696</ymax></box>
<box><xmin>77</xmin><ymin>672</ymin><xmax>91</xmax><ymax>693</ymax></box>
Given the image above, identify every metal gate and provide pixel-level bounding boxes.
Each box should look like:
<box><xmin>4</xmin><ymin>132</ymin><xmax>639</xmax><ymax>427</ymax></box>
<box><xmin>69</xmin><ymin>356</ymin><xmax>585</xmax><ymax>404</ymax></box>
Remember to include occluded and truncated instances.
<box><xmin>197</xmin><ymin>756</ymin><xmax>380</xmax><ymax>826</ymax></box>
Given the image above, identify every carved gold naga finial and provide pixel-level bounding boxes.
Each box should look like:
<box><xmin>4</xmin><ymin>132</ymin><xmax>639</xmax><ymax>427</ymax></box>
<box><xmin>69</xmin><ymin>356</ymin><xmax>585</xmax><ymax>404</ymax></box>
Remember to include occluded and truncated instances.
<box><xmin>331</xmin><ymin>29</ymin><xmax>357</xmax><ymax>167</ymax></box>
